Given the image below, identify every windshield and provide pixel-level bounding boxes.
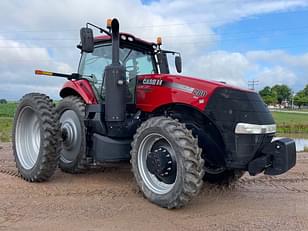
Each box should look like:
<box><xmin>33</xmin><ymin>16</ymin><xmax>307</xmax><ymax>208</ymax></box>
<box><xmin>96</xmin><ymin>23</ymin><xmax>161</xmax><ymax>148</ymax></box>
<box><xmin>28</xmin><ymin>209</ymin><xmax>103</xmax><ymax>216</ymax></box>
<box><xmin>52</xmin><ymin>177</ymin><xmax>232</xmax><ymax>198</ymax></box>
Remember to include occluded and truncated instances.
<box><xmin>79</xmin><ymin>44</ymin><xmax>156</xmax><ymax>83</ymax></box>
<box><xmin>78</xmin><ymin>43</ymin><xmax>157</xmax><ymax>102</ymax></box>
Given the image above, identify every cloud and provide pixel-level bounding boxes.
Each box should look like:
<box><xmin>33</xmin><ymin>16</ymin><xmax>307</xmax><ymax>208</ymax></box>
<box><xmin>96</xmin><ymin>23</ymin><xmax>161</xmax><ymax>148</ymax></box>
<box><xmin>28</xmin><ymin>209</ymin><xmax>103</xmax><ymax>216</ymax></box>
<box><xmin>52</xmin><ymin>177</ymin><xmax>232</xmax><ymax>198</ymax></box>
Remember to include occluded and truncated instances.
<box><xmin>255</xmin><ymin>66</ymin><xmax>298</xmax><ymax>87</ymax></box>
<box><xmin>149</xmin><ymin>0</ymin><xmax>308</xmax><ymax>27</ymax></box>
<box><xmin>184</xmin><ymin>51</ymin><xmax>252</xmax><ymax>87</ymax></box>
<box><xmin>0</xmin><ymin>0</ymin><xmax>308</xmax><ymax>99</ymax></box>
<box><xmin>246</xmin><ymin>50</ymin><xmax>308</xmax><ymax>69</ymax></box>
<box><xmin>185</xmin><ymin>49</ymin><xmax>307</xmax><ymax>91</ymax></box>
<box><xmin>0</xmin><ymin>36</ymin><xmax>70</xmax><ymax>99</ymax></box>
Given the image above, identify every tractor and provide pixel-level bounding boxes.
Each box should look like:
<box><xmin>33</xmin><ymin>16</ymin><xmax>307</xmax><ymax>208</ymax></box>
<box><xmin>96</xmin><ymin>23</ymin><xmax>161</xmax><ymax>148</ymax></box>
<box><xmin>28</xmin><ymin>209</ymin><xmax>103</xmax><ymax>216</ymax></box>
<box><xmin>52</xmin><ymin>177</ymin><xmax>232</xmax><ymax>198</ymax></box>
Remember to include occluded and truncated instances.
<box><xmin>12</xmin><ymin>18</ymin><xmax>296</xmax><ymax>209</ymax></box>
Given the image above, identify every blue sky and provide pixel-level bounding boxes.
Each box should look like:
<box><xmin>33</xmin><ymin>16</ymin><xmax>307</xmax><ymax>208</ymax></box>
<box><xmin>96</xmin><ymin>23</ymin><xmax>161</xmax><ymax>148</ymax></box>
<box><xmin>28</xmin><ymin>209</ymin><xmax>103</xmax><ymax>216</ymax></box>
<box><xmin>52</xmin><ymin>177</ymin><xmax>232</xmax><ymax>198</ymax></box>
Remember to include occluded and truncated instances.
<box><xmin>0</xmin><ymin>0</ymin><xmax>308</xmax><ymax>99</ymax></box>
<box><xmin>215</xmin><ymin>9</ymin><xmax>308</xmax><ymax>53</ymax></box>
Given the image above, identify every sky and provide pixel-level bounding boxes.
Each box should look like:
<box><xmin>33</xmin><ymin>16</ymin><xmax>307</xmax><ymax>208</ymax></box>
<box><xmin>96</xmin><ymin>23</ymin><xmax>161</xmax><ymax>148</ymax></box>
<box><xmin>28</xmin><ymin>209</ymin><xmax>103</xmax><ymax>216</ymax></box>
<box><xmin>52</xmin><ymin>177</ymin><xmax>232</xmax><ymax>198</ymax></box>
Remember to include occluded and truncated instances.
<box><xmin>0</xmin><ymin>0</ymin><xmax>308</xmax><ymax>100</ymax></box>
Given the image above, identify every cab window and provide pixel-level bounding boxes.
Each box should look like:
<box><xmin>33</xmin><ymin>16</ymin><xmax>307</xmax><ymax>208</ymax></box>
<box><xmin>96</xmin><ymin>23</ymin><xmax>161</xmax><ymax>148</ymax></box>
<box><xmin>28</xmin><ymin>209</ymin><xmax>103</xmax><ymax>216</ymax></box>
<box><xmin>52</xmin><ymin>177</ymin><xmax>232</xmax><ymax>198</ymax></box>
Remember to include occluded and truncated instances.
<box><xmin>79</xmin><ymin>43</ymin><xmax>156</xmax><ymax>102</ymax></box>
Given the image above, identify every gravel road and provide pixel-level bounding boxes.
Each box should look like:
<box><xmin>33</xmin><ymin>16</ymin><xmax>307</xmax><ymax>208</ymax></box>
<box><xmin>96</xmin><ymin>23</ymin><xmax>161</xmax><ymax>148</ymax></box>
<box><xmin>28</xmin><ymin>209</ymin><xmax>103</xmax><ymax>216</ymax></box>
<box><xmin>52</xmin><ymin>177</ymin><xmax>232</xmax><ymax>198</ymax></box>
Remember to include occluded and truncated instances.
<box><xmin>0</xmin><ymin>142</ymin><xmax>308</xmax><ymax>231</ymax></box>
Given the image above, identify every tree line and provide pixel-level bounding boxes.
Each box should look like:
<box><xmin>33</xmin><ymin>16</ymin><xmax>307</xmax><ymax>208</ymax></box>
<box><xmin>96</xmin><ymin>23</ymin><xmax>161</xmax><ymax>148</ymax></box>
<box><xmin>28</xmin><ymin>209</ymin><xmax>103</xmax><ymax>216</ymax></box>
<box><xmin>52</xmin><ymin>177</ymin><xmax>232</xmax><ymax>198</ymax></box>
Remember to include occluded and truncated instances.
<box><xmin>259</xmin><ymin>84</ymin><xmax>308</xmax><ymax>108</ymax></box>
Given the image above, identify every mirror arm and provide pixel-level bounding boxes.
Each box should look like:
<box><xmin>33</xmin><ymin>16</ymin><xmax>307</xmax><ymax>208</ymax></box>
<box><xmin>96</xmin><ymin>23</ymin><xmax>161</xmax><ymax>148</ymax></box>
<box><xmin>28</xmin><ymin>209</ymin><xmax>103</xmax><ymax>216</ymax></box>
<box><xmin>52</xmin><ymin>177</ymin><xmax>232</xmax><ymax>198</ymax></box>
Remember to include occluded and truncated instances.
<box><xmin>86</xmin><ymin>22</ymin><xmax>111</xmax><ymax>36</ymax></box>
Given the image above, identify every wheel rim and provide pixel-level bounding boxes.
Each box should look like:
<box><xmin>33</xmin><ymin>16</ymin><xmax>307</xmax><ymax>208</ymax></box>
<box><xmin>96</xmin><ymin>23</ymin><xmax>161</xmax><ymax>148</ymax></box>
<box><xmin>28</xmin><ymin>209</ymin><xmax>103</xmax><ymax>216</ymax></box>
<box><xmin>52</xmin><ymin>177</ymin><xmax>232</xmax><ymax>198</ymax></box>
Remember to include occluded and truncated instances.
<box><xmin>60</xmin><ymin>110</ymin><xmax>82</xmax><ymax>163</ymax></box>
<box><xmin>138</xmin><ymin>133</ymin><xmax>177</xmax><ymax>195</ymax></box>
<box><xmin>15</xmin><ymin>106</ymin><xmax>41</xmax><ymax>170</ymax></box>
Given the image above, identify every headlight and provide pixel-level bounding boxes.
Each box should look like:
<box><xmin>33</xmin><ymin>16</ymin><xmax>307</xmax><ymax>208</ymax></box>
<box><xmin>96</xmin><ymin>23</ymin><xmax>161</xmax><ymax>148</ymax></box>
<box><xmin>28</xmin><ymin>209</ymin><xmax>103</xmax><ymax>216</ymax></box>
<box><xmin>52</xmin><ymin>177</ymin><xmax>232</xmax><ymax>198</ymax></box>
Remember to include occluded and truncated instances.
<box><xmin>235</xmin><ymin>123</ymin><xmax>276</xmax><ymax>134</ymax></box>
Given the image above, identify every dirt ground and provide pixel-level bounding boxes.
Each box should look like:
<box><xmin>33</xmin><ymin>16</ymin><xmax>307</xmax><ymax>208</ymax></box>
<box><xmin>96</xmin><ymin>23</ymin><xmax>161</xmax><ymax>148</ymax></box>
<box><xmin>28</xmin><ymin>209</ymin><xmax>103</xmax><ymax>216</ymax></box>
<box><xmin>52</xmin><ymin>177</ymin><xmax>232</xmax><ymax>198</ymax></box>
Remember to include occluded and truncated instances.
<box><xmin>0</xmin><ymin>143</ymin><xmax>308</xmax><ymax>231</ymax></box>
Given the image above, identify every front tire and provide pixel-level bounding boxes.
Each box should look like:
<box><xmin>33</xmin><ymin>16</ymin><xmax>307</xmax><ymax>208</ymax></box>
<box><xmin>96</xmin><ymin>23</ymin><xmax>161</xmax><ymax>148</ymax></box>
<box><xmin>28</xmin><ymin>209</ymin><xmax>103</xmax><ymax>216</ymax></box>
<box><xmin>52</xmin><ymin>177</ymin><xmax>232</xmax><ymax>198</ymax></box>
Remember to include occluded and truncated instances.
<box><xmin>131</xmin><ymin>116</ymin><xmax>204</xmax><ymax>209</ymax></box>
<box><xmin>12</xmin><ymin>93</ymin><xmax>60</xmax><ymax>182</ymax></box>
<box><xmin>56</xmin><ymin>96</ymin><xmax>87</xmax><ymax>173</ymax></box>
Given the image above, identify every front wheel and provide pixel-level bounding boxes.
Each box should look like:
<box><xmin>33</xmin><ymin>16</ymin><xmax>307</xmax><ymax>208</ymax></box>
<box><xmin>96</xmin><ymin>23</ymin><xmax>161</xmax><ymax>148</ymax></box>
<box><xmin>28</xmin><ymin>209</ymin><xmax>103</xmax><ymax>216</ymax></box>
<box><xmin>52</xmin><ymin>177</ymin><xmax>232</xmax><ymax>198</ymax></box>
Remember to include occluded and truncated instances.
<box><xmin>130</xmin><ymin>116</ymin><xmax>204</xmax><ymax>209</ymax></box>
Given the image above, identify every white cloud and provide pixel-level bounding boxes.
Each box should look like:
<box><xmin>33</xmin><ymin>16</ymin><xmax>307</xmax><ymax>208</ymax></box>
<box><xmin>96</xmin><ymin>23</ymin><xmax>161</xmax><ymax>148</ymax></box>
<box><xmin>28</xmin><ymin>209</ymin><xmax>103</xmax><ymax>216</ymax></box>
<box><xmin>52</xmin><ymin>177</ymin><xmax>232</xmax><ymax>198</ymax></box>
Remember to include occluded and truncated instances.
<box><xmin>247</xmin><ymin>50</ymin><xmax>308</xmax><ymax>69</ymax></box>
<box><xmin>255</xmin><ymin>66</ymin><xmax>298</xmax><ymax>86</ymax></box>
<box><xmin>149</xmin><ymin>0</ymin><xmax>308</xmax><ymax>27</ymax></box>
<box><xmin>0</xmin><ymin>36</ymin><xmax>70</xmax><ymax>99</ymax></box>
<box><xmin>0</xmin><ymin>0</ymin><xmax>308</xmax><ymax>99</ymax></box>
<box><xmin>184</xmin><ymin>49</ymin><xmax>307</xmax><ymax>90</ymax></box>
<box><xmin>185</xmin><ymin>51</ymin><xmax>252</xmax><ymax>87</ymax></box>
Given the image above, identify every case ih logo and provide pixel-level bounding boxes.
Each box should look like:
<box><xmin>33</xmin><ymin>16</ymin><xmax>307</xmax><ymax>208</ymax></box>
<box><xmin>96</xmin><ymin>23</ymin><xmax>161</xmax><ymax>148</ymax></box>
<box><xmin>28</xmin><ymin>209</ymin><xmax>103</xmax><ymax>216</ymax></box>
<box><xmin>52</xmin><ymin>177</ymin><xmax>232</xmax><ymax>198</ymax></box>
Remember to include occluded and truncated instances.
<box><xmin>142</xmin><ymin>79</ymin><xmax>163</xmax><ymax>86</ymax></box>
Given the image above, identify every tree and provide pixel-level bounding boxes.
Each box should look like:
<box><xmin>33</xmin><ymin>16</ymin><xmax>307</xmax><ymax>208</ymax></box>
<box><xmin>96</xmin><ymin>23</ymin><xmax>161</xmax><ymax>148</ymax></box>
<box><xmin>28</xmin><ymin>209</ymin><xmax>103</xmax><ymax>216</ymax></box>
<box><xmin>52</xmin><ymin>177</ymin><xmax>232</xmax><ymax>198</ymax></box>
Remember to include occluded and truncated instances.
<box><xmin>259</xmin><ymin>86</ymin><xmax>277</xmax><ymax>105</ymax></box>
<box><xmin>302</xmin><ymin>84</ymin><xmax>308</xmax><ymax>95</ymax></box>
<box><xmin>0</xmin><ymin>99</ymin><xmax>7</xmax><ymax>104</ymax></box>
<box><xmin>294</xmin><ymin>85</ymin><xmax>308</xmax><ymax>108</ymax></box>
<box><xmin>271</xmin><ymin>84</ymin><xmax>292</xmax><ymax>105</ymax></box>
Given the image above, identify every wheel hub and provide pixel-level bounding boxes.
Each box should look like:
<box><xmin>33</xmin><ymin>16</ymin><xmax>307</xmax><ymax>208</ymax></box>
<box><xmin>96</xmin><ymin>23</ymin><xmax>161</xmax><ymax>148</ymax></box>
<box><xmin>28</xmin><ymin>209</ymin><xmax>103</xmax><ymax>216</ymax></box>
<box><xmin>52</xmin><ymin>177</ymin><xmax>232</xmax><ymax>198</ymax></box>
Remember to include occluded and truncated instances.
<box><xmin>59</xmin><ymin>110</ymin><xmax>82</xmax><ymax>163</ymax></box>
<box><xmin>146</xmin><ymin>147</ymin><xmax>173</xmax><ymax>176</ymax></box>
<box><xmin>146</xmin><ymin>146</ymin><xmax>176</xmax><ymax>184</ymax></box>
<box><xmin>61</xmin><ymin>122</ymin><xmax>76</xmax><ymax>148</ymax></box>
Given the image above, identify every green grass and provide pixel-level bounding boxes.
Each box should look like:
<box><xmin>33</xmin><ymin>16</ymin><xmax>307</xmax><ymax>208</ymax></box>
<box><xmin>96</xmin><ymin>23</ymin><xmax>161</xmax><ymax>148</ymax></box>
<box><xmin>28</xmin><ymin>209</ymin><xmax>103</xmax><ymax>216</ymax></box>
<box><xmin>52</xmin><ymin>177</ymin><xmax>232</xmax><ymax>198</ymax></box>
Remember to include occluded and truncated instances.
<box><xmin>0</xmin><ymin>103</ymin><xmax>16</xmax><ymax>142</ymax></box>
<box><xmin>0</xmin><ymin>117</ymin><xmax>13</xmax><ymax>142</ymax></box>
<box><xmin>0</xmin><ymin>103</ymin><xmax>17</xmax><ymax>117</ymax></box>
<box><xmin>272</xmin><ymin>111</ymin><xmax>308</xmax><ymax>133</ymax></box>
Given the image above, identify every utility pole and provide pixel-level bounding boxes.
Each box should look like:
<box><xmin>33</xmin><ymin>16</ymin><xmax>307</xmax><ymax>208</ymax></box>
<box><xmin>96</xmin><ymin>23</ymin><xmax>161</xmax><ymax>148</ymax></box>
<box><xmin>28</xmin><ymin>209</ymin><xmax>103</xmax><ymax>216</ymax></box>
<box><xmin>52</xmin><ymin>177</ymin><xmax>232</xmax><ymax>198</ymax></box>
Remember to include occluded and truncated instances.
<box><xmin>291</xmin><ymin>91</ymin><xmax>295</xmax><ymax>110</ymax></box>
<box><xmin>248</xmin><ymin>80</ymin><xmax>259</xmax><ymax>90</ymax></box>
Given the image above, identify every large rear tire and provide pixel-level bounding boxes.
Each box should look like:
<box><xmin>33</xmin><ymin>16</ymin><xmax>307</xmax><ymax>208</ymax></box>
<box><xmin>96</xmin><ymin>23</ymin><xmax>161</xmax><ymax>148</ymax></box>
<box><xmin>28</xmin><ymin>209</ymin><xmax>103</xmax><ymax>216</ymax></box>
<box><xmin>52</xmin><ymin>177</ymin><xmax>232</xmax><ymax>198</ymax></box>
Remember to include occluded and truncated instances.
<box><xmin>56</xmin><ymin>96</ymin><xmax>87</xmax><ymax>173</ymax></box>
<box><xmin>12</xmin><ymin>93</ymin><xmax>60</xmax><ymax>182</ymax></box>
<box><xmin>131</xmin><ymin>116</ymin><xmax>204</xmax><ymax>209</ymax></box>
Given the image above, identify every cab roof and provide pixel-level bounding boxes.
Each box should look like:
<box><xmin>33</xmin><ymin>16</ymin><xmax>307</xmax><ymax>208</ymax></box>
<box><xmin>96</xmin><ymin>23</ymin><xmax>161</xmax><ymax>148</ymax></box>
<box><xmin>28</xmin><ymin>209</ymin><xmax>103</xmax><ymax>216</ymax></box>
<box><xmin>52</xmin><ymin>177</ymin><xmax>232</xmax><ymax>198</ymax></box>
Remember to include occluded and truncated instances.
<box><xmin>94</xmin><ymin>33</ymin><xmax>156</xmax><ymax>49</ymax></box>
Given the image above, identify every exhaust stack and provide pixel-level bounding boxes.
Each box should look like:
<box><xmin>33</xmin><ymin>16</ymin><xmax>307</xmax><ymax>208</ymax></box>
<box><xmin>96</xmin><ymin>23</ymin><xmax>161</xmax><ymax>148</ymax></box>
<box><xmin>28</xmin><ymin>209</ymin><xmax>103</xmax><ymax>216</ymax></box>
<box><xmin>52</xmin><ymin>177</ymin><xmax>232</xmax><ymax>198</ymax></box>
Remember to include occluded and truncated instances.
<box><xmin>104</xmin><ymin>18</ymin><xmax>127</xmax><ymax>123</ymax></box>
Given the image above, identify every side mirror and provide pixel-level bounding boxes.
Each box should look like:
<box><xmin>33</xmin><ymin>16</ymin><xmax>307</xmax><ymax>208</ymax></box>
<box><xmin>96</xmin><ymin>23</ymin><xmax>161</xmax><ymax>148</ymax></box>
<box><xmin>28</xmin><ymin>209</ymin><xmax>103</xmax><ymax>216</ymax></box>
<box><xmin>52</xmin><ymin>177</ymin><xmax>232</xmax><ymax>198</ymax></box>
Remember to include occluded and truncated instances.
<box><xmin>80</xmin><ymin>27</ymin><xmax>94</xmax><ymax>53</ymax></box>
<box><xmin>175</xmin><ymin>56</ymin><xmax>182</xmax><ymax>73</ymax></box>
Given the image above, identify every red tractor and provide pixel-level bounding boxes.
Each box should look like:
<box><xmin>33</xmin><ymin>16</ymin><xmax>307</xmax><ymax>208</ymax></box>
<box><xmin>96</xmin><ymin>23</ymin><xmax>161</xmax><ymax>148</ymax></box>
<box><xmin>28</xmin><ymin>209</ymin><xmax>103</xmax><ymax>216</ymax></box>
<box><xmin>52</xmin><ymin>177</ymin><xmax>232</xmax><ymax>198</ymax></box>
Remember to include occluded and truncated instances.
<box><xmin>12</xmin><ymin>19</ymin><xmax>296</xmax><ymax>208</ymax></box>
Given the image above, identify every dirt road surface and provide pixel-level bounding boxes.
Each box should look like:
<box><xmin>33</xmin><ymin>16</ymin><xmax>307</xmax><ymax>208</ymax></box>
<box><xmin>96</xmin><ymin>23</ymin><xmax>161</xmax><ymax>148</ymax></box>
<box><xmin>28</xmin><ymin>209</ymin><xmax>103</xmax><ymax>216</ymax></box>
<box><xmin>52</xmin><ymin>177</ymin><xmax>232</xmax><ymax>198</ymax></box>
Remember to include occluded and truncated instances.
<box><xmin>0</xmin><ymin>142</ymin><xmax>308</xmax><ymax>231</ymax></box>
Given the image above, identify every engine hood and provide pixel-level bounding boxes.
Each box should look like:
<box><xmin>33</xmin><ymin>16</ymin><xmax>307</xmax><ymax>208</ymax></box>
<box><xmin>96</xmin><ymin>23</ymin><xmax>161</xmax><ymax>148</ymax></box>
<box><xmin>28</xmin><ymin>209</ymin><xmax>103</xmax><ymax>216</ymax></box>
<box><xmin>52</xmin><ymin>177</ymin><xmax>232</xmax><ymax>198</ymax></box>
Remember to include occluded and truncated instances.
<box><xmin>138</xmin><ymin>74</ymin><xmax>254</xmax><ymax>102</ymax></box>
<box><xmin>136</xmin><ymin>74</ymin><xmax>255</xmax><ymax>112</ymax></box>
<box><xmin>159</xmin><ymin>74</ymin><xmax>253</xmax><ymax>93</ymax></box>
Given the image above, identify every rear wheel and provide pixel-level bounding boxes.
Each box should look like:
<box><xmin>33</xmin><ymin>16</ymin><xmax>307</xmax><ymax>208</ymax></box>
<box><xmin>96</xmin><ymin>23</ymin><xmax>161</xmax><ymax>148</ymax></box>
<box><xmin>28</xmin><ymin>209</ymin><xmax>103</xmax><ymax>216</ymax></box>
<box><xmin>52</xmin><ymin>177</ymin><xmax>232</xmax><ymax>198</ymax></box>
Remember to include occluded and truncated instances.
<box><xmin>56</xmin><ymin>96</ymin><xmax>87</xmax><ymax>173</ymax></box>
<box><xmin>12</xmin><ymin>93</ymin><xmax>60</xmax><ymax>182</ymax></box>
<box><xmin>131</xmin><ymin>116</ymin><xmax>204</xmax><ymax>209</ymax></box>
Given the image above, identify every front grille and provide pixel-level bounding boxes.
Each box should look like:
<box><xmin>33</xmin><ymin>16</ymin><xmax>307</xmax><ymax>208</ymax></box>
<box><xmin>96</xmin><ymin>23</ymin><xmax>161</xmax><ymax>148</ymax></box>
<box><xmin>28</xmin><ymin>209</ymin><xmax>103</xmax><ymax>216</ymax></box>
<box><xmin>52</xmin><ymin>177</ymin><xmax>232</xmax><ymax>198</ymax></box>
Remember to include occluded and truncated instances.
<box><xmin>204</xmin><ymin>87</ymin><xmax>275</xmax><ymax>168</ymax></box>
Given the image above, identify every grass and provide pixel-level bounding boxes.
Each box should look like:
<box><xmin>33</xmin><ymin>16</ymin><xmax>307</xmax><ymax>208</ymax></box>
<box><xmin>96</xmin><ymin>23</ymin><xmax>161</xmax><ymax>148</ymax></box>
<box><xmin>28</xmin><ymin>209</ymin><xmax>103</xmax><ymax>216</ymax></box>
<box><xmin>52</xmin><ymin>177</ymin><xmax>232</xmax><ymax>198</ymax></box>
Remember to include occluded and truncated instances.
<box><xmin>0</xmin><ymin>117</ymin><xmax>13</xmax><ymax>142</ymax></box>
<box><xmin>0</xmin><ymin>102</ymin><xmax>17</xmax><ymax>117</ymax></box>
<box><xmin>0</xmin><ymin>103</ymin><xmax>16</xmax><ymax>142</ymax></box>
<box><xmin>271</xmin><ymin>111</ymin><xmax>308</xmax><ymax>133</ymax></box>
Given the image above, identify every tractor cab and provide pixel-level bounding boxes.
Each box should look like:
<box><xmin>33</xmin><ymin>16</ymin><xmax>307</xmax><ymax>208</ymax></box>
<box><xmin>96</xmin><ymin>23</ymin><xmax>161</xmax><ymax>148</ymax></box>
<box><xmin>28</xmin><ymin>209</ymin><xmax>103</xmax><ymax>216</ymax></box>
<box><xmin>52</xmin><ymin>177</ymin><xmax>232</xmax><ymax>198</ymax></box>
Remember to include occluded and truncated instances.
<box><xmin>78</xmin><ymin>21</ymin><xmax>182</xmax><ymax>106</ymax></box>
<box><xmin>78</xmin><ymin>34</ymin><xmax>158</xmax><ymax>104</ymax></box>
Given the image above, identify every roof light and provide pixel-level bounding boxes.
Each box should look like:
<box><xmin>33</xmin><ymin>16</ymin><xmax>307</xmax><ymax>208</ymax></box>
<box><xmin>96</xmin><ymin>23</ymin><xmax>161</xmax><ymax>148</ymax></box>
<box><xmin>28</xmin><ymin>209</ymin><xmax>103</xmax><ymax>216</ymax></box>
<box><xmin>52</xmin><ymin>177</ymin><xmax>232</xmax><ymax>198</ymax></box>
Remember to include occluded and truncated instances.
<box><xmin>127</xmin><ymin>36</ymin><xmax>134</xmax><ymax>42</ymax></box>
<box><xmin>106</xmin><ymin>19</ymin><xmax>112</xmax><ymax>29</ymax></box>
<box><xmin>157</xmin><ymin>37</ymin><xmax>162</xmax><ymax>45</ymax></box>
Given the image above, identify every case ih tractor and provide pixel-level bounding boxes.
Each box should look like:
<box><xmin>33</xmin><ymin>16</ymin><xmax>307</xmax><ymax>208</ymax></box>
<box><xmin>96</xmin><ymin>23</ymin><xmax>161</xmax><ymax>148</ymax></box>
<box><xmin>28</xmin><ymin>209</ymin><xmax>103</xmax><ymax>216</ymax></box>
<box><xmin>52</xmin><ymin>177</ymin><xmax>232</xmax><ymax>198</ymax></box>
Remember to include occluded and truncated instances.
<box><xmin>12</xmin><ymin>19</ymin><xmax>296</xmax><ymax>209</ymax></box>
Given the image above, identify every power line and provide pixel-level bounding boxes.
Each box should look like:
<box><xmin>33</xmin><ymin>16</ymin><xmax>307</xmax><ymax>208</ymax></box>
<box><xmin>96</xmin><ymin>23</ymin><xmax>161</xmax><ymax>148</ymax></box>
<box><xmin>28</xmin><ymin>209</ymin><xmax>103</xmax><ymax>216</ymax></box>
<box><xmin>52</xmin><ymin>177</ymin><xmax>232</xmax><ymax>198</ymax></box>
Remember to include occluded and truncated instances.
<box><xmin>1</xmin><ymin>41</ymin><xmax>308</xmax><ymax>50</ymax></box>
<box><xmin>0</xmin><ymin>7</ymin><xmax>307</xmax><ymax>34</ymax></box>
<box><xmin>124</xmin><ymin>7</ymin><xmax>308</xmax><ymax>29</ymax></box>
<box><xmin>2</xmin><ymin>24</ymin><xmax>308</xmax><ymax>42</ymax></box>
<box><xmin>0</xmin><ymin>29</ymin><xmax>308</xmax><ymax>47</ymax></box>
<box><xmin>248</xmin><ymin>80</ymin><xmax>259</xmax><ymax>90</ymax></box>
